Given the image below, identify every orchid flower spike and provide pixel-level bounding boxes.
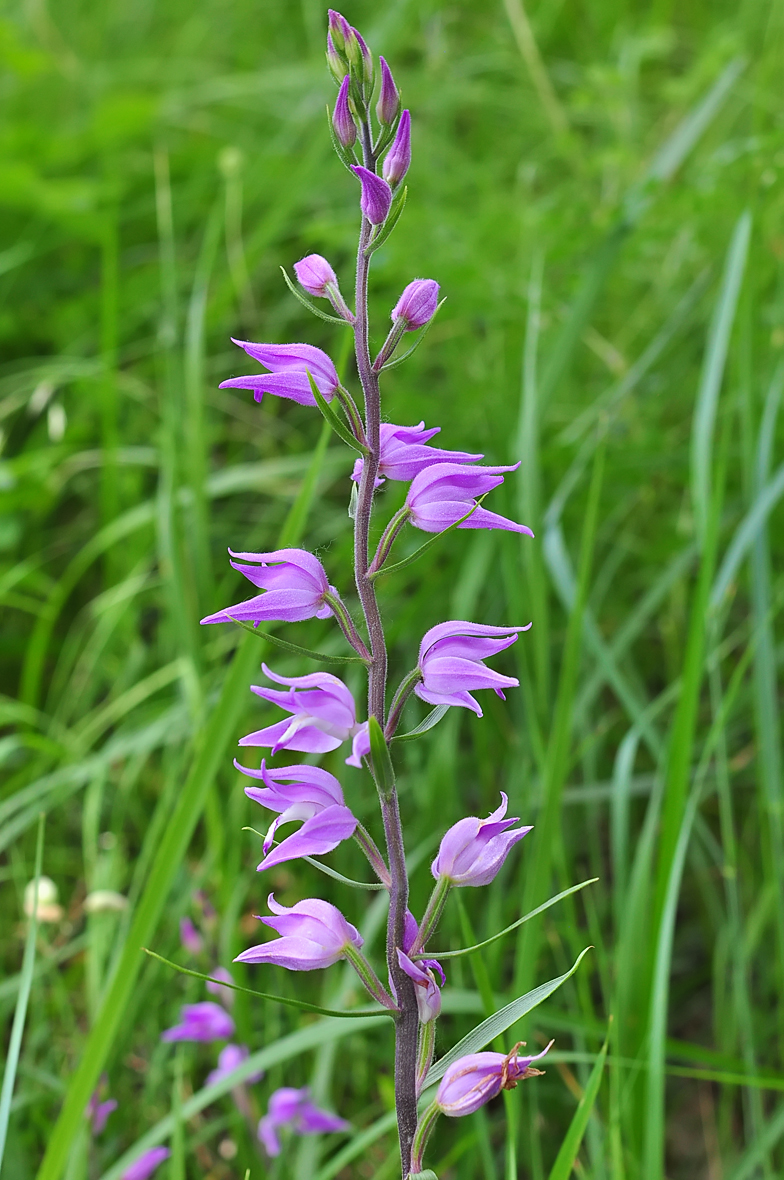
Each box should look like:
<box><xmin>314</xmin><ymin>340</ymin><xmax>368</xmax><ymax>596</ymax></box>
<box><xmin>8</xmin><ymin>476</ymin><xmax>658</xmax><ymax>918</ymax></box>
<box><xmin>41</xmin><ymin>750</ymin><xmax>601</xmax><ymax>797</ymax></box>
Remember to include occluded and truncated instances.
<box><xmin>120</xmin><ymin>1148</ymin><xmax>171</xmax><ymax>1180</ymax></box>
<box><xmin>239</xmin><ymin>665</ymin><xmax>369</xmax><ymax>766</ymax></box>
<box><xmin>160</xmin><ymin>1001</ymin><xmax>235</xmax><ymax>1043</ymax></box>
<box><xmin>219</xmin><ymin>340</ymin><xmax>339</xmax><ymax>406</ymax></box>
<box><xmin>352</xmin><ymin>422</ymin><xmax>482</xmax><ymax>486</ymax></box>
<box><xmin>406</xmin><ymin>461</ymin><xmax>534</xmax><ymax>534</ymax></box>
<box><xmin>235</xmin><ymin>761</ymin><xmax>358</xmax><ymax>871</ymax></box>
<box><xmin>206</xmin><ymin>1043</ymin><xmax>264</xmax><ymax>1087</ymax></box>
<box><xmin>259</xmin><ymin>1087</ymin><xmax>350</xmax><ymax>1157</ymax></box>
<box><xmin>436</xmin><ymin>1042</ymin><xmax>553</xmax><ymax>1116</ymax></box>
<box><xmin>236</xmin><ymin>894</ymin><xmax>363</xmax><ymax>971</ymax></box>
<box><xmin>200</xmin><ymin>548</ymin><xmax>337</xmax><ymax>627</ymax></box>
<box><xmin>416</xmin><ymin>620</ymin><xmax>532</xmax><ymax>715</ymax></box>
<box><xmin>351</xmin><ymin>165</ymin><xmax>393</xmax><ymax>225</ymax></box>
<box><xmin>433</xmin><ymin>793</ymin><xmax>532</xmax><ymax>886</ymax></box>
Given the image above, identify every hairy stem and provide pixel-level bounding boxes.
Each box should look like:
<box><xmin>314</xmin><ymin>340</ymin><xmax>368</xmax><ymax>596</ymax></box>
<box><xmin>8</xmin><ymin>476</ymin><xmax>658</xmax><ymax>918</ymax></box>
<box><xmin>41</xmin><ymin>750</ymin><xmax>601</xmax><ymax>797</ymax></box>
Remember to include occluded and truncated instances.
<box><xmin>352</xmin><ymin>130</ymin><xmax>419</xmax><ymax>1176</ymax></box>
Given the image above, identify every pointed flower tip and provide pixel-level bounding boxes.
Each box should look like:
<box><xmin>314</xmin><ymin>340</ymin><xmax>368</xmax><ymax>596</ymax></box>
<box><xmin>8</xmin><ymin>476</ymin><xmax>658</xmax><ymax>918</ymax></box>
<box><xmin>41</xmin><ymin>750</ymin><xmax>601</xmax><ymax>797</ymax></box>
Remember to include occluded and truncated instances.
<box><xmin>382</xmin><ymin>109</ymin><xmax>411</xmax><ymax>186</ymax></box>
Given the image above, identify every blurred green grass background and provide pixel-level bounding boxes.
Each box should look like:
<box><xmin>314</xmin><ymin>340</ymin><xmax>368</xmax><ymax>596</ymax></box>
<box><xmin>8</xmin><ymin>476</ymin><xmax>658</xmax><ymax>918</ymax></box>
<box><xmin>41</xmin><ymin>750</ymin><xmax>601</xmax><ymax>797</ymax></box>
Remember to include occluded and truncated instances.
<box><xmin>1</xmin><ymin>0</ymin><xmax>783</xmax><ymax>1176</ymax></box>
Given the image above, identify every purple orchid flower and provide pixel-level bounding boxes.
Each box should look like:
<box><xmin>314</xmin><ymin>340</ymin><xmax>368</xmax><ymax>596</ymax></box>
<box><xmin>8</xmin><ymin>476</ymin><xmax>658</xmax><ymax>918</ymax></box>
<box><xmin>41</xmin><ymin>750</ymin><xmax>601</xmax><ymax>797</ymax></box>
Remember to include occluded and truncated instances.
<box><xmin>352</xmin><ymin>422</ymin><xmax>482</xmax><ymax>486</ymax></box>
<box><xmin>405</xmin><ymin>461</ymin><xmax>534</xmax><ymax>534</ymax></box>
<box><xmin>235</xmin><ymin>760</ymin><xmax>358</xmax><ymax>871</ymax></box>
<box><xmin>432</xmin><ymin>793</ymin><xmax>532</xmax><ymax>887</ymax></box>
<box><xmin>350</xmin><ymin>165</ymin><xmax>393</xmax><ymax>225</ymax></box>
<box><xmin>120</xmin><ymin>1147</ymin><xmax>171</xmax><ymax>1180</ymax></box>
<box><xmin>86</xmin><ymin>1078</ymin><xmax>117</xmax><ymax>1136</ymax></box>
<box><xmin>382</xmin><ymin>109</ymin><xmax>411</xmax><ymax>187</ymax></box>
<box><xmin>206</xmin><ymin>1043</ymin><xmax>264</xmax><ymax>1087</ymax></box>
<box><xmin>200</xmin><ymin>548</ymin><xmax>337</xmax><ymax>627</ymax></box>
<box><xmin>161</xmin><ymin>1001</ymin><xmax>235</xmax><ymax>1043</ymax></box>
<box><xmin>259</xmin><ymin>1086</ymin><xmax>350</xmax><ymax>1157</ymax></box>
<box><xmin>377</xmin><ymin>56</ymin><xmax>400</xmax><ymax>124</ymax></box>
<box><xmin>206</xmin><ymin>965</ymin><xmax>235</xmax><ymax>1006</ymax></box>
<box><xmin>392</xmin><ymin>278</ymin><xmax>439</xmax><ymax>330</ymax></box>
<box><xmin>235</xmin><ymin>894</ymin><xmax>363</xmax><ymax>971</ymax></box>
<box><xmin>416</xmin><ymin>620</ymin><xmax>531</xmax><ymax>715</ymax></box>
<box><xmin>332</xmin><ymin>76</ymin><xmax>356</xmax><ymax>147</ymax></box>
<box><xmin>239</xmin><ymin>665</ymin><xmax>369</xmax><ymax>765</ymax></box>
<box><xmin>219</xmin><ymin>340</ymin><xmax>339</xmax><ymax>406</ymax></box>
<box><xmin>397</xmin><ymin>949</ymin><xmax>444</xmax><ymax>1023</ymax></box>
<box><xmin>436</xmin><ymin>1042</ymin><xmax>553</xmax><ymax>1116</ymax></box>
<box><xmin>294</xmin><ymin>253</ymin><xmax>339</xmax><ymax>297</ymax></box>
<box><xmin>179</xmin><ymin>915</ymin><xmax>203</xmax><ymax>956</ymax></box>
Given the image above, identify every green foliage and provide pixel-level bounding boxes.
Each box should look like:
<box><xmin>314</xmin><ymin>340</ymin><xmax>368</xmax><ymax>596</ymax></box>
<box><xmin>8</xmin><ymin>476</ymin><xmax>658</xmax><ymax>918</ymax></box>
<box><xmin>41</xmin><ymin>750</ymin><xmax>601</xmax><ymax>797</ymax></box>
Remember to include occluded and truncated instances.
<box><xmin>1</xmin><ymin>0</ymin><xmax>783</xmax><ymax>1178</ymax></box>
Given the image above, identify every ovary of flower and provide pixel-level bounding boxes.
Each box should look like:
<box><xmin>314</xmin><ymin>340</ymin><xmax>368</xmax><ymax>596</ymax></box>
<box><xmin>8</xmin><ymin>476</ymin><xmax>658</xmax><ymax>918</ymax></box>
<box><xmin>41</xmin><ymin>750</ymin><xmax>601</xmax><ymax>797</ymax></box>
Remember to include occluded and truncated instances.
<box><xmin>432</xmin><ymin>793</ymin><xmax>532</xmax><ymax>887</ymax></box>
<box><xmin>405</xmin><ymin>461</ymin><xmax>535</xmax><ymax>534</ymax></box>
<box><xmin>258</xmin><ymin>1086</ymin><xmax>350</xmax><ymax>1156</ymax></box>
<box><xmin>219</xmin><ymin>340</ymin><xmax>339</xmax><ymax>406</ymax></box>
<box><xmin>416</xmin><ymin>620</ymin><xmax>532</xmax><ymax>716</ymax></box>
<box><xmin>239</xmin><ymin>665</ymin><xmax>369</xmax><ymax>765</ymax></box>
<box><xmin>235</xmin><ymin>760</ymin><xmax>358</xmax><ymax>872</ymax></box>
<box><xmin>351</xmin><ymin>422</ymin><xmax>482</xmax><ymax>486</ymax></box>
<box><xmin>200</xmin><ymin>548</ymin><xmax>337</xmax><ymax>627</ymax></box>
<box><xmin>435</xmin><ymin>1042</ymin><xmax>553</xmax><ymax>1116</ymax></box>
<box><xmin>235</xmin><ymin>894</ymin><xmax>363</xmax><ymax>971</ymax></box>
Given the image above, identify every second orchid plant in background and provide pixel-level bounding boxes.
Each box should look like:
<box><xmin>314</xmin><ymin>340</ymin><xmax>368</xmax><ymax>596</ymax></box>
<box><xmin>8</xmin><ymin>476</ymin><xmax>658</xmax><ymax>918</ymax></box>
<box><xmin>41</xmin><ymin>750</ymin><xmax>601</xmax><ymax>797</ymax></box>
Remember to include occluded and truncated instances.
<box><xmin>197</xmin><ymin>11</ymin><xmax>589</xmax><ymax>1177</ymax></box>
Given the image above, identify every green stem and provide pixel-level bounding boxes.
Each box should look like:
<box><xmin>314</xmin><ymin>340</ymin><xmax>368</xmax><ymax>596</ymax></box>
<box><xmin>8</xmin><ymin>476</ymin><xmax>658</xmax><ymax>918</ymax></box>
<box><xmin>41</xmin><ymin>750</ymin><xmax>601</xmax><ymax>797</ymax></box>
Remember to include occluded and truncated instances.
<box><xmin>410</xmin><ymin>1102</ymin><xmax>441</xmax><ymax>1174</ymax></box>
<box><xmin>410</xmin><ymin>877</ymin><xmax>451</xmax><ymax>955</ymax></box>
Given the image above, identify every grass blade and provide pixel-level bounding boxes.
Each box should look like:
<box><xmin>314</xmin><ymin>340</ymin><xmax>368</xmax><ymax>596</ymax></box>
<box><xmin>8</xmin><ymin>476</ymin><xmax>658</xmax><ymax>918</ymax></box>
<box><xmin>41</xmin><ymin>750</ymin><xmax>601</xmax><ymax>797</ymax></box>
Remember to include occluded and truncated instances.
<box><xmin>547</xmin><ymin>1038</ymin><xmax>608</xmax><ymax>1180</ymax></box>
<box><xmin>0</xmin><ymin>813</ymin><xmax>45</xmax><ymax>1169</ymax></box>
<box><xmin>425</xmin><ymin>948</ymin><xmax>593</xmax><ymax>1089</ymax></box>
<box><xmin>36</xmin><ymin>428</ymin><xmax>333</xmax><ymax>1180</ymax></box>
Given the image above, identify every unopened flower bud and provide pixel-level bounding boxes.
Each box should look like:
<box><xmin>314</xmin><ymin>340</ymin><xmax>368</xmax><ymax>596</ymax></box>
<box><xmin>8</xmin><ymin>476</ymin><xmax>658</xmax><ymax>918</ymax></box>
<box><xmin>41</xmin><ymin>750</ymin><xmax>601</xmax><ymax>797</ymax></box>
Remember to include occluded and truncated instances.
<box><xmin>326</xmin><ymin>33</ymin><xmax>347</xmax><ymax>82</ymax></box>
<box><xmin>382</xmin><ymin>109</ymin><xmax>411</xmax><ymax>186</ymax></box>
<box><xmin>376</xmin><ymin>57</ymin><xmax>400</xmax><ymax>125</ymax></box>
<box><xmin>350</xmin><ymin>27</ymin><xmax>374</xmax><ymax>86</ymax></box>
<box><xmin>392</xmin><ymin>279</ymin><xmax>440</xmax><ymax>330</ymax></box>
<box><xmin>350</xmin><ymin>165</ymin><xmax>393</xmax><ymax>226</ymax></box>
<box><xmin>294</xmin><ymin>254</ymin><xmax>338</xmax><ymax>298</ymax></box>
<box><xmin>332</xmin><ymin>76</ymin><xmax>356</xmax><ymax>148</ymax></box>
<box><xmin>327</xmin><ymin>9</ymin><xmax>351</xmax><ymax>55</ymax></box>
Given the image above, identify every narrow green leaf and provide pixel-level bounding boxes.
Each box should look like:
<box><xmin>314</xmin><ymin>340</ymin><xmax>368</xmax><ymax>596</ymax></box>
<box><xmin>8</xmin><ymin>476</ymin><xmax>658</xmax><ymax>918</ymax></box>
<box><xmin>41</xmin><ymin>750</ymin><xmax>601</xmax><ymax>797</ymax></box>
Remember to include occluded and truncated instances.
<box><xmin>365</xmin><ymin>185</ymin><xmax>407</xmax><ymax>255</ymax></box>
<box><xmin>280</xmin><ymin>265</ymin><xmax>350</xmax><ymax>325</ymax></box>
<box><xmin>227</xmin><ymin>617</ymin><xmax>365</xmax><ymax>664</ymax></box>
<box><xmin>428</xmin><ymin>880</ymin><xmax>598</xmax><ymax>960</ymax></box>
<box><xmin>98</xmin><ymin>1015</ymin><xmax>383</xmax><ymax>1180</ymax></box>
<box><xmin>37</xmin><ymin>422</ymin><xmax>333</xmax><ymax>1180</ymax></box>
<box><xmin>392</xmin><ymin>704</ymin><xmax>450</xmax><ymax>743</ymax></box>
<box><xmin>142</xmin><ymin>950</ymin><xmax>390</xmax><ymax>1019</ymax></box>
<box><xmin>307</xmin><ymin>370</ymin><xmax>368</xmax><ymax>455</ymax></box>
<box><xmin>547</xmin><ymin>1039</ymin><xmax>608</xmax><ymax>1180</ymax></box>
<box><xmin>368</xmin><ymin>715</ymin><xmax>395</xmax><ymax>796</ymax></box>
<box><xmin>0</xmin><ymin>812</ymin><xmax>45</xmax><ymax>1169</ymax></box>
<box><xmin>369</xmin><ymin>497</ymin><xmax>486</xmax><ymax>581</ymax></box>
<box><xmin>425</xmin><ymin>949</ymin><xmax>592</xmax><ymax>1088</ymax></box>
<box><xmin>691</xmin><ymin>210</ymin><xmax>751</xmax><ymax>545</ymax></box>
